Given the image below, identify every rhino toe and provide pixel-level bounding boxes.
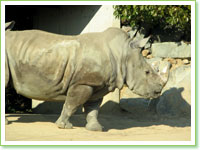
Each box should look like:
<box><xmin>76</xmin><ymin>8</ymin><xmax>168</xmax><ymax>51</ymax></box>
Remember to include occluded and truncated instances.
<box><xmin>55</xmin><ymin>121</ymin><xmax>73</xmax><ymax>129</ymax></box>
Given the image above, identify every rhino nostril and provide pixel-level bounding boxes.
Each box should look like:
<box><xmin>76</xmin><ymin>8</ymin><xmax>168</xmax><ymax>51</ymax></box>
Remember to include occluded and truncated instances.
<box><xmin>154</xmin><ymin>90</ymin><xmax>161</xmax><ymax>95</ymax></box>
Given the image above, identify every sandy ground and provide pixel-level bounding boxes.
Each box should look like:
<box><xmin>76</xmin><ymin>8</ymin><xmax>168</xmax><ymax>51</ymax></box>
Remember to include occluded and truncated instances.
<box><xmin>5</xmin><ymin>113</ymin><xmax>191</xmax><ymax>141</ymax></box>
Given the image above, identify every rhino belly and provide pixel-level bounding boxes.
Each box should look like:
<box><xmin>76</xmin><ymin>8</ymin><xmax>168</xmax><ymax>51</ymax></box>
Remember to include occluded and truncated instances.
<box><xmin>12</xmin><ymin>70</ymin><xmax>66</xmax><ymax>101</ymax></box>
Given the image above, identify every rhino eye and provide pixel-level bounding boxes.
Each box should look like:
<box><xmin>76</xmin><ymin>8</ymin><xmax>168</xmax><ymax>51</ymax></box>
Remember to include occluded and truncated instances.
<box><xmin>145</xmin><ymin>70</ymin><xmax>150</xmax><ymax>75</ymax></box>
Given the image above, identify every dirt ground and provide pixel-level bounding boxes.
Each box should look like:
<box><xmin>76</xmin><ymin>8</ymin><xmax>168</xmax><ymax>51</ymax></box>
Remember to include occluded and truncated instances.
<box><xmin>5</xmin><ymin>113</ymin><xmax>191</xmax><ymax>141</ymax></box>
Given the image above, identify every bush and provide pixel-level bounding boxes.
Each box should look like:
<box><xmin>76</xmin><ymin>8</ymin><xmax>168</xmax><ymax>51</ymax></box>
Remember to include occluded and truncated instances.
<box><xmin>113</xmin><ymin>5</ymin><xmax>191</xmax><ymax>41</ymax></box>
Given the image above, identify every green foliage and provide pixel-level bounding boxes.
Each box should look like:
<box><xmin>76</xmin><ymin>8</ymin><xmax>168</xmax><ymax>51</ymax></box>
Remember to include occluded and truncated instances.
<box><xmin>113</xmin><ymin>5</ymin><xmax>191</xmax><ymax>38</ymax></box>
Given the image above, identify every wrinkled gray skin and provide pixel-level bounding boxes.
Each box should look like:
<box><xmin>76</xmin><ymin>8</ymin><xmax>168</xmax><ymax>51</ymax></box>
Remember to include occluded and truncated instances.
<box><xmin>5</xmin><ymin>21</ymin><xmax>168</xmax><ymax>131</ymax></box>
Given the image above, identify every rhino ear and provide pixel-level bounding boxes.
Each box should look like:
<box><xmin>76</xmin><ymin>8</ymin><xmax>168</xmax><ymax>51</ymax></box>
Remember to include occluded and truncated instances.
<box><xmin>138</xmin><ymin>36</ymin><xmax>151</xmax><ymax>48</ymax></box>
<box><xmin>130</xmin><ymin>36</ymin><xmax>151</xmax><ymax>49</ymax></box>
<box><xmin>5</xmin><ymin>21</ymin><xmax>15</xmax><ymax>31</ymax></box>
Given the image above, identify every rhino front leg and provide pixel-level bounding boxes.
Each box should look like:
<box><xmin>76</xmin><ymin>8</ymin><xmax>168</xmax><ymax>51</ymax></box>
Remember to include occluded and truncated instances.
<box><xmin>84</xmin><ymin>99</ymin><xmax>103</xmax><ymax>131</ymax></box>
<box><xmin>55</xmin><ymin>85</ymin><xmax>93</xmax><ymax>129</ymax></box>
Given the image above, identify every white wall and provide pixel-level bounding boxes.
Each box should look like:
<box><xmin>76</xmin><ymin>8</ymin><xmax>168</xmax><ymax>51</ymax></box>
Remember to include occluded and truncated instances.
<box><xmin>81</xmin><ymin>5</ymin><xmax>120</xmax><ymax>33</ymax></box>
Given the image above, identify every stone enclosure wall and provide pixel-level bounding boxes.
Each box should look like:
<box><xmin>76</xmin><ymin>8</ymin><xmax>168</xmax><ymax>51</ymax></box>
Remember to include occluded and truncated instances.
<box><xmin>101</xmin><ymin>26</ymin><xmax>191</xmax><ymax>119</ymax></box>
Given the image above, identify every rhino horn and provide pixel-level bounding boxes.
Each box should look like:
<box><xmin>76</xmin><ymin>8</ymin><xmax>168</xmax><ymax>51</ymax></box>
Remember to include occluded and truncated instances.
<box><xmin>159</xmin><ymin>65</ymin><xmax>170</xmax><ymax>84</ymax></box>
<box><xmin>151</xmin><ymin>61</ymin><xmax>170</xmax><ymax>85</ymax></box>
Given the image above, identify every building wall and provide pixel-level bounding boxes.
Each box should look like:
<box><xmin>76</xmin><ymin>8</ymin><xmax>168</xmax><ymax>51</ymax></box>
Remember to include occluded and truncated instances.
<box><xmin>81</xmin><ymin>5</ymin><xmax>120</xmax><ymax>33</ymax></box>
<box><xmin>32</xmin><ymin>5</ymin><xmax>120</xmax><ymax>35</ymax></box>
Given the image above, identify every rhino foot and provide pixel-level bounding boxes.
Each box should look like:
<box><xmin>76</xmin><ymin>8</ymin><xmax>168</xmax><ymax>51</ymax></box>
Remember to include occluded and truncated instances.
<box><xmin>55</xmin><ymin>120</ymin><xmax>73</xmax><ymax>129</ymax></box>
<box><xmin>86</xmin><ymin>121</ymin><xmax>103</xmax><ymax>131</ymax></box>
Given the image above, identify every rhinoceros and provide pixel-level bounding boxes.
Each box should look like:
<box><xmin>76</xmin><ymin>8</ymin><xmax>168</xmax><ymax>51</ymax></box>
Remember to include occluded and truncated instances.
<box><xmin>5</xmin><ymin>21</ymin><xmax>169</xmax><ymax>131</ymax></box>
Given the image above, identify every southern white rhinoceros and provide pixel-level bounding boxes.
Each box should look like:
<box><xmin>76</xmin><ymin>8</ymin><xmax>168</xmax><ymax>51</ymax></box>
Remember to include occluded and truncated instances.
<box><xmin>5</xmin><ymin>21</ymin><xmax>169</xmax><ymax>131</ymax></box>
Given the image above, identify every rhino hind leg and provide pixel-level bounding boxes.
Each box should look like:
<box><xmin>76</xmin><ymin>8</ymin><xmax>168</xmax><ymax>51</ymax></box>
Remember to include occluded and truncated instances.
<box><xmin>55</xmin><ymin>85</ymin><xmax>93</xmax><ymax>129</ymax></box>
<box><xmin>84</xmin><ymin>99</ymin><xmax>103</xmax><ymax>131</ymax></box>
<box><xmin>55</xmin><ymin>103</ymin><xmax>74</xmax><ymax>129</ymax></box>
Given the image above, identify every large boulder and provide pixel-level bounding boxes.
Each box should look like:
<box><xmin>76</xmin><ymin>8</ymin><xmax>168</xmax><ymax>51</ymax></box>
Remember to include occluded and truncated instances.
<box><xmin>120</xmin><ymin>87</ymin><xmax>150</xmax><ymax>114</ymax></box>
<box><xmin>156</xmin><ymin>65</ymin><xmax>191</xmax><ymax>117</ymax></box>
<box><xmin>100</xmin><ymin>88</ymin><xmax>120</xmax><ymax>114</ymax></box>
<box><xmin>151</xmin><ymin>42</ymin><xmax>191</xmax><ymax>58</ymax></box>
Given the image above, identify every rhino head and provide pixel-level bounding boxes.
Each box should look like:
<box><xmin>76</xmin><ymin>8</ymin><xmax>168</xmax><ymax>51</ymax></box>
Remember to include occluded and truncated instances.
<box><xmin>125</xmin><ymin>36</ymin><xmax>169</xmax><ymax>99</ymax></box>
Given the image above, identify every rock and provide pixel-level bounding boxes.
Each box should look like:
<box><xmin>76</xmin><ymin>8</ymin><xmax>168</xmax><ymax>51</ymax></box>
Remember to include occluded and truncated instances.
<box><xmin>183</xmin><ymin>59</ymin><xmax>190</xmax><ymax>64</ymax></box>
<box><xmin>167</xmin><ymin>65</ymin><xmax>191</xmax><ymax>86</ymax></box>
<box><xmin>120</xmin><ymin>86</ymin><xmax>151</xmax><ymax>115</ymax></box>
<box><xmin>170</xmin><ymin>58</ymin><xmax>177</xmax><ymax>64</ymax></box>
<box><xmin>156</xmin><ymin>65</ymin><xmax>191</xmax><ymax>117</ymax></box>
<box><xmin>164</xmin><ymin>58</ymin><xmax>176</xmax><ymax>64</ymax></box>
<box><xmin>142</xmin><ymin>49</ymin><xmax>150</xmax><ymax>57</ymax></box>
<box><xmin>146</xmin><ymin>57</ymin><xmax>162</xmax><ymax>64</ymax></box>
<box><xmin>151</xmin><ymin>42</ymin><xmax>191</xmax><ymax>58</ymax></box>
<box><xmin>100</xmin><ymin>88</ymin><xmax>120</xmax><ymax>114</ymax></box>
<box><xmin>120</xmin><ymin>98</ymin><xmax>149</xmax><ymax>114</ymax></box>
<box><xmin>176</xmin><ymin>59</ymin><xmax>184</xmax><ymax>66</ymax></box>
<box><xmin>156</xmin><ymin>88</ymin><xmax>190</xmax><ymax>117</ymax></box>
<box><xmin>145</xmin><ymin>42</ymin><xmax>151</xmax><ymax>49</ymax></box>
<box><xmin>146</xmin><ymin>54</ymin><xmax>153</xmax><ymax>59</ymax></box>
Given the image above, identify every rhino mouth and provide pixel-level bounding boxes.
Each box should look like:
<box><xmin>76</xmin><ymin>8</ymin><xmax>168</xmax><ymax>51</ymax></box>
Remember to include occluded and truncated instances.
<box><xmin>152</xmin><ymin>91</ymin><xmax>162</xmax><ymax>98</ymax></box>
<box><xmin>144</xmin><ymin>93</ymin><xmax>161</xmax><ymax>99</ymax></box>
<box><xmin>130</xmin><ymin>85</ymin><xmax>162</xmax><ymax>99</ymax></box>
<box><xmin>132</xmin><ymin>90</ymin><xmax>161</xmax><ymax>99</ymax></box>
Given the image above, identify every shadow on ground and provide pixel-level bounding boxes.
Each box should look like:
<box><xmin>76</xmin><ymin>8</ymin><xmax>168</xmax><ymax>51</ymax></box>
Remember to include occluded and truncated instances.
<box><xmin>6</xmin><ymin>112</ymin><xmax>190</xmax><ymax>132</ymax></box>
<box><xmin>6</xmin><ymin>87</ymin><xmax>191</xmax><ymax>132</ymax></box>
